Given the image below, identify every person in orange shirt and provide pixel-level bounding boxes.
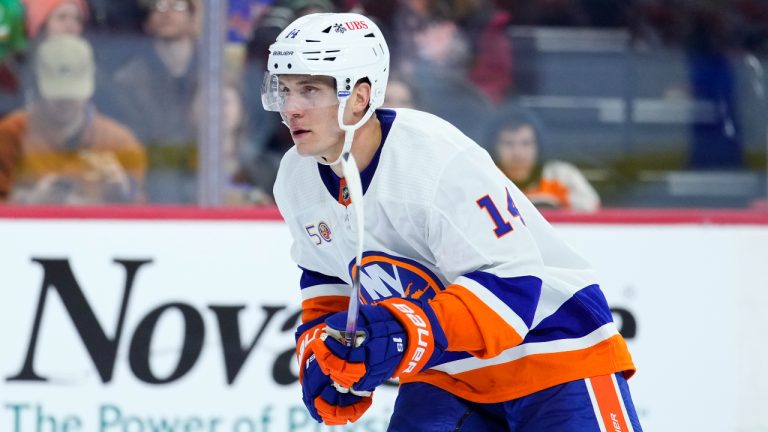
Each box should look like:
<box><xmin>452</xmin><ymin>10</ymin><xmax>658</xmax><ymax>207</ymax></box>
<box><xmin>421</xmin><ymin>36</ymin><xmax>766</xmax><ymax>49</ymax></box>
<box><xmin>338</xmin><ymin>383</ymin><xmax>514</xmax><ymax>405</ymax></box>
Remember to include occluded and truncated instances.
<box><xmin>491</xmin><ymin>107</ymin><xmax>600</xmax><ymax>212</ymax></box>
<box><xmin>0</xmin><ymin>35</ymin><xmax>147</xmax><ymax>204</ymax></box>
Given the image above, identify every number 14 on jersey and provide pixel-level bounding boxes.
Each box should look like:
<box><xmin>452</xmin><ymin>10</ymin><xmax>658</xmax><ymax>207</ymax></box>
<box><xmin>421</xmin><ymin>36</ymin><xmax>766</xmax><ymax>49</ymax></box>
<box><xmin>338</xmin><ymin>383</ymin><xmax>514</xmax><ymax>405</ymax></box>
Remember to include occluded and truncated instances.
<box><xmin>477</xmin><ymin>188</ymin><xmax>526</xmax><ymax>238</ymax></box>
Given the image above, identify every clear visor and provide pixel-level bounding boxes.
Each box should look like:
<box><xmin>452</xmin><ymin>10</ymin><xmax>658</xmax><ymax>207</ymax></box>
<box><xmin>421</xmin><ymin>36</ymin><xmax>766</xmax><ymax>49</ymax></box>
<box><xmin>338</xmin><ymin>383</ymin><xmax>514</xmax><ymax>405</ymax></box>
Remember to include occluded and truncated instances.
<box><xmin>261</xmin><ymin>73</ymin><xmax>340</xmax><ymax>113</ymax></box>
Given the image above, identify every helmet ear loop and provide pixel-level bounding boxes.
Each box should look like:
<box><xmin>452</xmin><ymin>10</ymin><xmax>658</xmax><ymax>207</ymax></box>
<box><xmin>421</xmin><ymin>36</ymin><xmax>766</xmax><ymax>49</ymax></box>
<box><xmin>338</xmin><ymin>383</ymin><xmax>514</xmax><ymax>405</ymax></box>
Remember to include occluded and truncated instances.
<box><xmin>338</xmin><ymin>98</ymin><xmax>354</xmax><ymax>163</ymax></box>
<box><xmin>339</xmin><ymin>102</ymin><xmax>377</xmax><ymax>154</ymax></box>
<box><xmin>317</xmin><ymin>88</ymin><xmax>376</xmax><ymax>165</ymax></box>
<box><xmin>317</xmin><ymin>97</ymin><xmax>376</xmax><ymax>166</ymax></box>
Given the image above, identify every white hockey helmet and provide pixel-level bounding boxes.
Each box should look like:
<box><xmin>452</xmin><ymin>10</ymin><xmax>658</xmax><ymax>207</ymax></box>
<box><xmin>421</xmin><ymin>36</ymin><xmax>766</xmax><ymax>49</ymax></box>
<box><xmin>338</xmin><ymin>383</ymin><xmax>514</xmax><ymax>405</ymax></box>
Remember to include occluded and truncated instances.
<box><xmin>261</xmin><ymin>13</ymin><xmax>390</xmax><ymax>164</ymax></box>
<box><xmin>262</xmin><ymin>13</ymin><xmax>389</xmax><ymax>112</ymax></box>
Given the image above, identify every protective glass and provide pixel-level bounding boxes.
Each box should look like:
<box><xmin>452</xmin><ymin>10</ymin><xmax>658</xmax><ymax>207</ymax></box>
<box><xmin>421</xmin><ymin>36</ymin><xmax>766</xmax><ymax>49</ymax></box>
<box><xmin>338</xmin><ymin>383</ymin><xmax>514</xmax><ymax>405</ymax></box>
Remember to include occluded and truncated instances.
<box><xmin>261</xmin><ymin>73</ymin><xmax>340</xmax><ymax>114</ymax></box>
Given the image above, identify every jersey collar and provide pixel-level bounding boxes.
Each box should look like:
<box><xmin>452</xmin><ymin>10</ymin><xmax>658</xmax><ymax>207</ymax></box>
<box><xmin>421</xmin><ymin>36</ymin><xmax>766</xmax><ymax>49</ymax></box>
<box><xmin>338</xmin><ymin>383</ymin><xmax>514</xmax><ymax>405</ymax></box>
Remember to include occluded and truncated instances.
<box><xmin>317</xmin><ymin>109</ymin><xmax>396</xmax><ymax>206</ymax></box>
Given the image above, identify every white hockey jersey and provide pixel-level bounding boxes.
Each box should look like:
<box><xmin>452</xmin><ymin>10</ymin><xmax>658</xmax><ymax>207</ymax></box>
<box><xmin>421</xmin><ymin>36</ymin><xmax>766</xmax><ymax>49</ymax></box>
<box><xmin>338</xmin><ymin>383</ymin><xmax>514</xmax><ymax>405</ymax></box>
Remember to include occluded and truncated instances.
<box><xmin>274</xmin><ymin>108</ymin><xmax>634</xmax><ymax>403</ymax></box>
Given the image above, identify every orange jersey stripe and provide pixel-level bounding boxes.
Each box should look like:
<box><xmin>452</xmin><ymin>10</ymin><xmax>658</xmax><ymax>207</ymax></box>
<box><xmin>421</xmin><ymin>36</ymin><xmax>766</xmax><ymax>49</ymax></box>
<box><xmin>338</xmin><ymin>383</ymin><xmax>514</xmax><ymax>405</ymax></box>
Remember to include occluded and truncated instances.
<box><xmin>301</xmin><ymin>295</ymin><xmax>349</xmax><ymax>323</ymax></box>
<box><xmin>588</xmin><ymin>374</ymin><xmax>633</xmax><ymax>432</ymax></box>
<box><xmin>402</xmin><ymin>334</ymin><xmax>635</xmax><ymax>403</ymax></box>
<box><xmin>430</xmin><ymin>284</ymin><xmax>524</xmax><ymax>358</ymax></box>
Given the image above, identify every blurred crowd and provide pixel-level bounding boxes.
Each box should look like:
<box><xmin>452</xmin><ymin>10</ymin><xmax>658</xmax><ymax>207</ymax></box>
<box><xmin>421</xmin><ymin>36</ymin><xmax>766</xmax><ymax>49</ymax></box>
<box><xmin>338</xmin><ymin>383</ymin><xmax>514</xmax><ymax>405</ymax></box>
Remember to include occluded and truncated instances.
<box><xmin>1</xmin><ymin>0</ymin><xmax>767</xmax><ymax>209</ymax></box>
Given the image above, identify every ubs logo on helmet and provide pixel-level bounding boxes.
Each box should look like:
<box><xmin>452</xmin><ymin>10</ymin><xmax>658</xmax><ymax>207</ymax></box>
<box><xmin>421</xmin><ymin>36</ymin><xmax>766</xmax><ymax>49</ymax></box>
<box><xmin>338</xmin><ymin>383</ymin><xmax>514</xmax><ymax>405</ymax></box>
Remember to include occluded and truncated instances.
<box><xmin>333</xmin><ymin>23</ymin><xmax>346</xmax><ymax>34</ymax></box>
<box><xmin>349</xmin><ymin>252</ymin><xmax>444</xmax><ymax>304</ymax></box>
<box><xmin>345</xmin><ymin>21</ymin><xmax>369</xmax><ymax>30</ymax></box>
<box><xmin>333</xmin><ymin>21</ymin><xmax>369</xmax><ymax>34</ymax></box>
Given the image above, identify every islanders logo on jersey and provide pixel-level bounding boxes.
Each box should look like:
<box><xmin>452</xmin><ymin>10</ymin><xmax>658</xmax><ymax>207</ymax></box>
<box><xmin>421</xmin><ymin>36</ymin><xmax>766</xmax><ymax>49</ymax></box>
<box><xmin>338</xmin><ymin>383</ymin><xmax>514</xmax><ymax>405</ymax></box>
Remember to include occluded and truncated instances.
<box><xmin>348</xmin><ymin>251</ymin><xmax>445</xmax><ymax>304</ymax></box>
<box><xmin>318</xmin><ymin>222</ymin><xmax>332</xmax><ymax>242</ymax></box>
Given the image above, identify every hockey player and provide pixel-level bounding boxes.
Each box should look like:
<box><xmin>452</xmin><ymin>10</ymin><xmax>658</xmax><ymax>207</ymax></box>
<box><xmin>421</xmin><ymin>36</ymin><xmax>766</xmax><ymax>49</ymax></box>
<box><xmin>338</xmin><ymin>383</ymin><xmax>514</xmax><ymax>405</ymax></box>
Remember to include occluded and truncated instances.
<box><xmin>263</xmin><ymin>12</ymin><xmax>643</xmax><ymax>431</ymax></box>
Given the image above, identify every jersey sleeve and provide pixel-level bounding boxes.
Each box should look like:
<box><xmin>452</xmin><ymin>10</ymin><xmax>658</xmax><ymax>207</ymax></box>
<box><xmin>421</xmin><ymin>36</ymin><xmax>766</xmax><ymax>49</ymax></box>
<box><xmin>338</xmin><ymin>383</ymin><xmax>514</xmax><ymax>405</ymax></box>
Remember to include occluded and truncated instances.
<box><xmin>274</xmin><ymin>164</ymin><xmax>351</xmax><ymax>325</ymax></box>
<box><xmin>297</xmin><ymin>266</ymin><xmax>350</xmax><ymax>323</ymax></box>
<box><xmin>425</xmin><ymin>146</ymin><xmax>547</xmax><ymax>359</ymax></box>
<box><xmin>281</xmin><ymin>218</ymin><xmax>351</xmax><ymax>324</ymax></box>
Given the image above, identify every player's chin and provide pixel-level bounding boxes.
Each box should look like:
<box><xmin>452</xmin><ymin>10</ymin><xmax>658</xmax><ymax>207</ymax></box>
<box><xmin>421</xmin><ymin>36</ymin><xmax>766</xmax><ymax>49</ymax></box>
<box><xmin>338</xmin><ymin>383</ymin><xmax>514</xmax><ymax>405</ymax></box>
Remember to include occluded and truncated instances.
<box><xmin>293</xmin><ymin>139</ymin><xmax>320</xmax><ymax>156</ymax></box>
<box><xmin>294</xmin><ymin>141</ymin><xmax>316</xmax><ymax>157</ymax></box>
<box><xmin>292</xmin><ymin>134</ymin><xmax>313</xmax><ymax>150</ymax></box>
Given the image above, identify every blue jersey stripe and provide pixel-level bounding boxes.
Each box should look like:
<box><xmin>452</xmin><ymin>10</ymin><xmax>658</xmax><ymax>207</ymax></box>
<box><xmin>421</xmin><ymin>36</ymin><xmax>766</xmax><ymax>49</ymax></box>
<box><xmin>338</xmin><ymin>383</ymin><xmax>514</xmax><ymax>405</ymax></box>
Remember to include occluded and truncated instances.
<box><xmin>524</xmin><ymin>284</ymin><xmax>614</xmax><ymax>344</ymax></box>
<box><xmin>463</xmin><ymin>271</ymin><xmax>542</xmax><ymax>328</ymax></box>
<box><xmin>429</xmin><ymin>351</ymin><xmax>474</xmax><ymax>368</ymax></box>
<box><xmin>299</xmin><ymin>267</ymin><xmax>346</xmax><ymax>289</ymax></box>
<box><xmin>430</xmin><ymin>284</ymin><xmax>614</xmax><ymax>368</ymax></box>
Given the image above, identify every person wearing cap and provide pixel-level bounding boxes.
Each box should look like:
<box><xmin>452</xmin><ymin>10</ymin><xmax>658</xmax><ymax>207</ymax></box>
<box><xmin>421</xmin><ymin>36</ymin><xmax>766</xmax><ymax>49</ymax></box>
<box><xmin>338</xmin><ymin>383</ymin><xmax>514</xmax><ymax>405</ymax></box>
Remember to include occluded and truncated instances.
<box><xmin>6</xmin><ymin>0</ymin><xmax>89</xmax><ymax>118</ymax></box>
<box><xmin>22</xmin><ymin>0</ymin><xmax>88</xmax><ymax>39</ymax></box>
<box><xmin>0</xmin><ymin>35</ymin><xmax>147</xmax><ymax>204</ymax></box>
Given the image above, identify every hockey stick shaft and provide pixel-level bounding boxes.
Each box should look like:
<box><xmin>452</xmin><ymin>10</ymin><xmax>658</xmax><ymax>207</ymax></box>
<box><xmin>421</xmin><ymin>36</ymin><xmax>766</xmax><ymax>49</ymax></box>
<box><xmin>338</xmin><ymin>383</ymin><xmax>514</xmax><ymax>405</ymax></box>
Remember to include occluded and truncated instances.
<box><xmin>340</xmin><ymin>151</ymin><xmax>365</xmax><ymax>347</ymax></box>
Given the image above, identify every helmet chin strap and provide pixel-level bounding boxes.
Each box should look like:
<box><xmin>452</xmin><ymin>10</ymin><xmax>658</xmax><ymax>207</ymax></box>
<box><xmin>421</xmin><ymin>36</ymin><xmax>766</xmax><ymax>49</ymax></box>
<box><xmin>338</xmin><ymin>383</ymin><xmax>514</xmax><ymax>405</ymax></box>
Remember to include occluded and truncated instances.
<box><xmin>317</xmin><ymin>99</ymin><xmax>376</xmax><ymax>166</ymax></box>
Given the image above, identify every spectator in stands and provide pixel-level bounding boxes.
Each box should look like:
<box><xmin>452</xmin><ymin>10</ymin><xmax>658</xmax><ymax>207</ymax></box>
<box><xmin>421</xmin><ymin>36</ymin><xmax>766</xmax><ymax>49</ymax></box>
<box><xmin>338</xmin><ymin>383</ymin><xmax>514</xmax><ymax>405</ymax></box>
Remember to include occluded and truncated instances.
<box><xmin>489</xmin><ymin>107</ymin><xmax>600</xmax><ymax>212</ymax></box>
<box><xmin>247</xmin><ymin>1</ymin><xmax>291</xmax><ymax>67</ymax></box>
<box><xmin>406</xmin><ymin>17</ymin><xmax>493</xmax><ymax>142</ymax></box>
<box><xmin>23</xmin><ymin>0</ymin><xmax>89</xmax><ymax>39</ymax></box>
<box><xmin>243</xmin><ymin>0</ymin><xmax>340</xmax><ymax>173</ymax></box>
<box><xmin>242</xmin><ymin>4</ymin><xmax>286</xmax><ymax>177</ymax></box>
<box><xmin>246</xmin><ymin>0</ymin><xmax>335</xmax><ymax>69</ymax></box>
<box><xmin>85</xmin><ymin>0</ymin><xmax>145</xmax><ymax>32</ymax></box>
<box><xmin>383</xmin><ymin>1</ymin><xmax>496</xmax><ymax>141</ymax></box>
<box><xmin>383</xmin><ymin>75</ymin><xmax>420</xmax><ymax>109</ymax></box>
<box><xmin>191</xmin><ymin>78</ymin><xmax>277</xmax><ymax>206</ymax></box>
<box><xmin>465</xmin><ymin>6</ymin><xmax>514</xmax><ymax>104</ymax></box>
<box><xmin>111</xmin><ymin>0</ymin><xmax>199</xmax><ymax>203</ymax></box>
<box><xmin>0</xmin><ymin>0</ymin><xmax>27</xmax><ymax>62</ymax></box>
<box><xmin>0</xmin><ymin>0</ymin><xmax>27</xmax><ymax>116</ymax></box>
<box><xmin>1</xmin><ymin>0</ymin><xmax>89</xmax><ymax>114</ymax></box>
<box><xmin>629</xmin><ymin>1</ymin><xmax>746</xmax><ymax>169</ymax></box>
<box><xmin>0</xmin><ymin>35</ymin><xmax>147</xmax><ymax>204</ymax></box>
<box><xmin>684</xmin><ymin>3</ymin><xmax>744</xmax><ymax>169</ymax></box>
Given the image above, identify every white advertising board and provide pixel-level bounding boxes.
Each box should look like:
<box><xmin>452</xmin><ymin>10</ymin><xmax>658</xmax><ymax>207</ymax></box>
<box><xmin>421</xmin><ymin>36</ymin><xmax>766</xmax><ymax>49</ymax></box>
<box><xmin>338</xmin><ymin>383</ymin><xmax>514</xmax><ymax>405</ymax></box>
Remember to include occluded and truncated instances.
<box><xmin>1</xmin><ymin>220</ymin><xmax>397</xmax><ymax>432</ymax></box>
<box><xmin>1</xmin><ymin>218</ymin><xmax>767</xmax><ymax>431</ymax></box>
<box><xmin>557</xmin><ymin>224</ymin><xmax>768</xmax><ymax>432</ymax></box>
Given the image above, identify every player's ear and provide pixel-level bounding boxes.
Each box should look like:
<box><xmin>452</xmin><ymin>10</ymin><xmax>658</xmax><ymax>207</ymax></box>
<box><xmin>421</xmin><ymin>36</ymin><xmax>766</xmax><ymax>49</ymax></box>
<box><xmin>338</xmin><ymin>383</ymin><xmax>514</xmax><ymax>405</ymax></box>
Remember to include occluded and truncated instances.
<box><xmin>352</xmin><ymin>80</ymin><xmax>372</xmax><ymax>114</ymax></box>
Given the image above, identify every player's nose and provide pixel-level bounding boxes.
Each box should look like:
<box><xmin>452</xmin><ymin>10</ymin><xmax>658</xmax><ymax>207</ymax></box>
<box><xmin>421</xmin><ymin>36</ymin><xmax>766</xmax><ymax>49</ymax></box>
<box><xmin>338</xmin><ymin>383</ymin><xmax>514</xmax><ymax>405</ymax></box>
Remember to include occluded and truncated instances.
<box><xmin>282</xmin><ymin>95</ymin><xmax>305</xmax><ymax>117</ymax></box>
